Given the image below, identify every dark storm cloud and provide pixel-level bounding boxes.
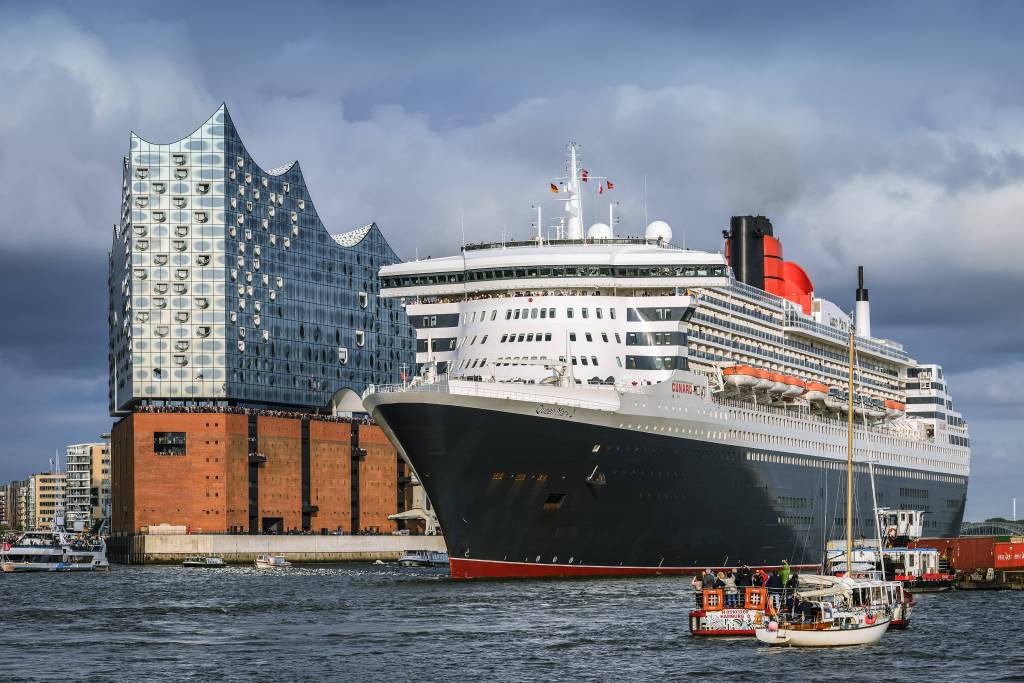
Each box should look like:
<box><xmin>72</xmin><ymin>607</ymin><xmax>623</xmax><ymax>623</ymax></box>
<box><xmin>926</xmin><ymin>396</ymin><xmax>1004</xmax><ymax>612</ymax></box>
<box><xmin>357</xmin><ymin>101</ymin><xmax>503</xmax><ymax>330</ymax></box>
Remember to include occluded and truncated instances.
<box><xmin>0</xmin><ymin>1</ymin><xmax>1020</xmax><ymax>517</ymax></box>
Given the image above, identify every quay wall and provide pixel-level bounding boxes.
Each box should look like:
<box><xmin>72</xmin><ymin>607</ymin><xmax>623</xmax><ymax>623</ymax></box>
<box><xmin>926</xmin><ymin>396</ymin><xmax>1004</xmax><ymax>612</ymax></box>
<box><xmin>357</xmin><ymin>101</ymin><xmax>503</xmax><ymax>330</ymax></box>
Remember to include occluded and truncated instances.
<box><xmin>109</xmin><ymin>534</ymin><xmax>447</xmax><ymax>565</ymax></box>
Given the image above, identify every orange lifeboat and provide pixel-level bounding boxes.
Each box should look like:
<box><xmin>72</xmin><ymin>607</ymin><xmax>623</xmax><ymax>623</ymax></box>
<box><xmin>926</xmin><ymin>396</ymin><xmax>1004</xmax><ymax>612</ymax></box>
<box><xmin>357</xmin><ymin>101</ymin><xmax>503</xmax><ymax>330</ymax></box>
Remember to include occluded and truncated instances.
<box><xmin>768</xmin><ymin>372</ymin><xmax>789</xmax><ymax>394</ymax></box>
<box><xmin>782</xmin><ymin>375</ymin><xmax>806</xmax><ymax>397</ymax></box>
<box><xmin>804</xmin><ymin>381</ymin><xmax>828</xmax><ymax>402</ymax></box>
<box><xmin>884</xmin><ymin>399</ymin><xmax>906</xmax><ymax>418</ymax></box>
<box><xmin>751</xmin><ymin>368</ymin><xmax>775</xmax><ymax>391</ymax></box>
<box><xmin>723</xmin><ymin>365</ymin><xmax>758</xmax><ymax>388</ymax></box>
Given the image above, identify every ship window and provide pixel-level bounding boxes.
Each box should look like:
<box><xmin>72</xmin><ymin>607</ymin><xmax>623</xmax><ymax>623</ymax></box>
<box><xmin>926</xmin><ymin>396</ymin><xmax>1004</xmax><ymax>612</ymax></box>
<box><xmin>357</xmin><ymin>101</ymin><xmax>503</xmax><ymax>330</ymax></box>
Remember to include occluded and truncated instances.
<box><xmin>540</xmin><ymin>309</ymin><xmax>547</xmax><ymax>319</ymax></box>
<box><xmin>490</xmin><ymin>311</ymin><xmax>496</xmax><ymax>321</ymax></box>
<box><xmin>531</xmin><ymin>308</ymin><xmax>539</xmax><ymax>319</ymax></box>
<box><xmin>596</xmin><ymin>308</ymin><xmax>603</xmax><ymax>319</ymax></box>
<box><xmin>602</xmin><ymin>333</ymin><xmax>609</xmax><ymax>343</ymax></box>
<box><xmin>616</xmin><ymin>357</ymin><xmax>622</xmax><ymax>367</ymax></box>
<box><xmin>591</xmin><ymin>356</ymin><xmax>599</xmax><ymax>366</ymax></box>
<box><xmin>582</xmin><ymin>308</ymin><xmax>589</xmax><ymax>319</ymax></box>
<box><xmin>567</xmin><ymin>308</ymin><xmax>574</xmax><ymax>319</ymax></box>
<box><xmin>500</xmin><ymin>334</ymin><xmax>508</xmax><ymax>343</ymax></box>
<box><xmin>514</xmin><ymin>310</ymin><xmax>520</xmax><ymax>320</ymax></box>
<box><xmin>517</xmin><ymin>334</ymin><xmax>525</xmax><ymax>342</ymax></box>
<box><xmin>609</xmin><ymin>309</ymin><xmax>616</xmax><ymax>320</ymax></box>
<box><xmin>581</xmin><ymin>357</ymin><xmax>589</xmax><ymax>366</ymax></box>
<box><xmin>585</xmin><ymin>333</ymin><xmax>593</xmax><ymax>342</ymax></box>
<box><xmin>571</xmin><ymin>357</ymin><xmax>578</xmax><ymax>365</ymax></box>
<box><xmin>481</xmin><ymin>335</ymin><xmax>488</xmax><ymax>344</ymax></box>
<box><xmin>548</xmin><ymin>308</ymin><xmax>556</xmax><ymax>318</ymax></box>
<box><xmin>569</xmin><ymin>332</ymin><xmax>577</xmax><ymax>342</ymax></box>
<box><xmin>545</xmin><ymin>333</ymin><xmax>552</xmax><ymax>341</ymax></box>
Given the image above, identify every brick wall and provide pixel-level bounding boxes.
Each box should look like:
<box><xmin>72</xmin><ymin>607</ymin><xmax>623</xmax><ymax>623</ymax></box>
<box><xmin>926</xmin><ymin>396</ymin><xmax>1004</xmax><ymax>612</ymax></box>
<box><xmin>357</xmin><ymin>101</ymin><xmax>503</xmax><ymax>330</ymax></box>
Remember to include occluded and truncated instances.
<box><xmin>358</xmin><ymin>424</ymin><xmax>398</xmax><ymax>533</ymax></box>
<box><xmin>256</xmin><ymin>416</ymin><xmax>302</xmax><ymax>532</ymax></box>
<box><xmin>309</xmin><ymin>421</ymin><xmax>352</xmax><ymax>533</ymax></box>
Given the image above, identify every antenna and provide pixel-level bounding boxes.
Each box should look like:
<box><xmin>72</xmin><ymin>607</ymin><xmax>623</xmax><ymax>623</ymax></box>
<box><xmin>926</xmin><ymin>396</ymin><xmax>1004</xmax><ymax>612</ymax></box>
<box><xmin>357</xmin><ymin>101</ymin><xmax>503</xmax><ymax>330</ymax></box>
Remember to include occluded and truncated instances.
<box><xmin>460</xmin><ymin>203</ymin><xmax>466</xmax><ymax>249</ymax></box>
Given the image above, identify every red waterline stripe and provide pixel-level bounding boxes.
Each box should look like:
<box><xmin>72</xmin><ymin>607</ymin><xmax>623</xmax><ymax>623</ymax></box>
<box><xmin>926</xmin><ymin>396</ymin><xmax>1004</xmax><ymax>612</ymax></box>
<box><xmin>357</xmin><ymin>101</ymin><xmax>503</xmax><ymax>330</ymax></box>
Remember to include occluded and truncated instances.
<box><xmin>449</xmin><ymin>557</ymin><xmax>817</xmax><ymax>580</ymax></box>
<box><xmin>690</xmin><ymin>629</ymin><xmax>756</xmax><ymax>636</ymax></box>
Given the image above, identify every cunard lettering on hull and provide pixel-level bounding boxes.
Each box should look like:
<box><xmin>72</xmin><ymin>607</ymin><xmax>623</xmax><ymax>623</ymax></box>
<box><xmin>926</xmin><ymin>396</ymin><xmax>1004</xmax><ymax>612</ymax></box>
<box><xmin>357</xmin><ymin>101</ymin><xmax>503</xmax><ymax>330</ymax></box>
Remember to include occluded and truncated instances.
<box><xmin>363</xmin><ymin>143</ymin><xmax>971</xmax><ymax>579</ymax></box>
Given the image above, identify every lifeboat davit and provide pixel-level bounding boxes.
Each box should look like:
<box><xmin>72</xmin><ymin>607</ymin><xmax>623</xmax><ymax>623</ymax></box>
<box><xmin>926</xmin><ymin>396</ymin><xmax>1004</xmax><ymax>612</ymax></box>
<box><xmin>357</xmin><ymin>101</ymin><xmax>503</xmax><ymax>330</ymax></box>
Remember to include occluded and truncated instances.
<box><xmin>824</xmin><ymin>387</ymin><xmax>847</xmax><ymax>411</ymax></box>
<box><xmin>752</xmin><ymin>368</ymin><xmax>775</xmax><ymax>391</ymax></box>
<box><xmin>769</xmin><ymin>372</ymin><xmax>789</xmax><ymax>394</ymax></box>
<box><xmin>782</xmin><ymin>375</ymin><xmax>806</xmax><ymax>397</ymax></box>
<box><xmin>884</xmin><ymin>399</ymin><xmax>906</xmax><ymax>418</ymax></box>
<box><xmin>804</xmin><ymin>381</ymin><xmax>828</xmax><ymax>402</ymax></box>
<box><xmin>723</xmin><ymin>365</ymin><xmax>758</xmax><ymax>389</ymax></box>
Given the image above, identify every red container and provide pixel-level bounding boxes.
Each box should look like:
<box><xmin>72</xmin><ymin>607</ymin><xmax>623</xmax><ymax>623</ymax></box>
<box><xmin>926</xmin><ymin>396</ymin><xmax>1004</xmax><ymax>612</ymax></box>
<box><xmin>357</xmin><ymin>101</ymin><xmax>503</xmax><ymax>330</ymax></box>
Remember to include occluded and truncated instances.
<box><xmin>909</xmin><ymin>537</ymin><xmax>998</xmax><ymax>572</ymax></box>
<box><xmin>994</xmin><ymin>543</ymin><xmax>1024</xmax><ymax>569</ymax></box>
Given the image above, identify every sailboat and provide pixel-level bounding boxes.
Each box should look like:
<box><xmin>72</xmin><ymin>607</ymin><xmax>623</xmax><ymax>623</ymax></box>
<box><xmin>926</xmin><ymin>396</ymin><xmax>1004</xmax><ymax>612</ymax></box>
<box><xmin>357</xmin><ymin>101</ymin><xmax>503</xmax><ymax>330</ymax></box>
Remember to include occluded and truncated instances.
<box><xmin>755</xmin><ymin>329</ymin><xmax>895</xmax><ymax>647</ymax></box>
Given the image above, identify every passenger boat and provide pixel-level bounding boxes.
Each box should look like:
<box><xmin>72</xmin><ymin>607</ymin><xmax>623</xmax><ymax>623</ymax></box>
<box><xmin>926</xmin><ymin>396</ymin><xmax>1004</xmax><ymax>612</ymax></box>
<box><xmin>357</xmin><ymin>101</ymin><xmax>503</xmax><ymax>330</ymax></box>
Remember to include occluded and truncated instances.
<box><xmin>255</xmin><ymin>554</ymin><xmax>291</xmax><ymax>569</ymax></box>
<box><xmin>182</xmin><ymin>555</ymin><xmax>227</xmax><ymax>568</ymax></box>
<box><xmin>0</xmin><ymin>531</ymin><xmax>109</xmax><ymax>572</ymax></box>
<box><xmin>398</xmin><ymin>550</ymin><xmax>450</xmax><ymax>567</ymax></box>
<box><xmin>689</xmin><ymin>583</ymin><xmax>774</xmax><ymax>636</ymax></box>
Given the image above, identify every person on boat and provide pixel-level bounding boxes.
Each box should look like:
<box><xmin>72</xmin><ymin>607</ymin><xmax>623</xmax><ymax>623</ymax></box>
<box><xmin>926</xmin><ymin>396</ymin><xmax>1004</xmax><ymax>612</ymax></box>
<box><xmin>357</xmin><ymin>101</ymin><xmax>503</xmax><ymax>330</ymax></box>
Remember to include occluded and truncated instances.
<box><xmin>780</xmin><ymin>560</ymin><xmax>791</xmax><ymax>586</ymax></box>
<box><xmin>722</xmin><ymin>570</ymin><xmax>739</xmax><ymax>606</ymax></box>
<box><xmin>766</xmin><ymin>570</ymin><xmax>783</xmax><ymax>608</ymax></box>
<box><xmin>736</xmin><ymin>565</ymin><xmax>752</xmax><ymax>587</ymax></box>
<box><xmin>700</xmin><ymin>568</ymin><xmax>717</xmax><ymax>589</ymax></box>
<box><xmin>752</xmin><ymin>568</ymin><xmax>769</xmax><ymax>587</ymax></box>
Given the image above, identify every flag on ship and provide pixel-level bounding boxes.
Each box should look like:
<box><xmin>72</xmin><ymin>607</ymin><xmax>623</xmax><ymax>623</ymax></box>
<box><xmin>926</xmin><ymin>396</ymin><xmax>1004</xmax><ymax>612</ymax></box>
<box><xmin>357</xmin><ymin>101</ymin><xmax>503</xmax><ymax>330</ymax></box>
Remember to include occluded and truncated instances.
<box><xmin>550</xmin><ymin>183</ymin><xmax>559</xmax><ymax>193</ymax></box>
<box><xmin>606</xmin><ymin>180</ymin><xmax>615</xmax><ymax>190</ymax></box>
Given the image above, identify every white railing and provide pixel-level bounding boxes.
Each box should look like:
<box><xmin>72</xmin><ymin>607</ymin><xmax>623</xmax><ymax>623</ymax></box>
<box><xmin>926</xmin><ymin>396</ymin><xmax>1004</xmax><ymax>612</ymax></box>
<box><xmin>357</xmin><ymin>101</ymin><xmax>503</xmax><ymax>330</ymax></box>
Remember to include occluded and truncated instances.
<box><xmin>368</xmin><ymin>379</ymin><xmax>620</xmax><ymax>411</ymax></box>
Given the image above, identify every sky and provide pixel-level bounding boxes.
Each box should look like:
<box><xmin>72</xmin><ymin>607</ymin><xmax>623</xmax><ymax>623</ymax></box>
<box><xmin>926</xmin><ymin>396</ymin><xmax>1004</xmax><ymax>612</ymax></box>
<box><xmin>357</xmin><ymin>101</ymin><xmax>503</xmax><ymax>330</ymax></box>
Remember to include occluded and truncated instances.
<box><xmin>0</xmin><ymin>1</ymin><xmax>1020</xmax><ymax>520</ymax></box>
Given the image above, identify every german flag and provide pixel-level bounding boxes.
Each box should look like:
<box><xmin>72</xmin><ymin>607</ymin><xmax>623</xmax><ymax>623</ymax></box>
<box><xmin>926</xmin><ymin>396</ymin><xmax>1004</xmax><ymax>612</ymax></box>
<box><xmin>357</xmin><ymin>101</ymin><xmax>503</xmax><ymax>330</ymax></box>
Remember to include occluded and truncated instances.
<box><xmin>606</xmin><ymin>180</ymin><xmax>615</xmax><ymax>190</ymax></box>
<box><xmin>550</xmin><ymin>183</ymin><xmax>559</xmax><ymax>193</ymax></box>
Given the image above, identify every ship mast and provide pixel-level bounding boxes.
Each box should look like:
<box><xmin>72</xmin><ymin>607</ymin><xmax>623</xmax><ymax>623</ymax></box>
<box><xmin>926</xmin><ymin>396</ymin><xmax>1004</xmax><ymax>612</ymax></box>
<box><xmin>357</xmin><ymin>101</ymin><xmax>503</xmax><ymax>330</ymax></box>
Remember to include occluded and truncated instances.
<box><xmin>846</xmin><ymin>329</ymin><xmax>855</xmax><ymax>575</ymax></box>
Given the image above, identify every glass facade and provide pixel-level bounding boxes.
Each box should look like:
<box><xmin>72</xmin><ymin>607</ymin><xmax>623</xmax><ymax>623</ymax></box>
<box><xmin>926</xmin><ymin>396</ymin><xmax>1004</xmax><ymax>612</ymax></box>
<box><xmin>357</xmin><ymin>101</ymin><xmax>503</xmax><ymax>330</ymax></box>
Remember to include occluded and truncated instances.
<box><xmin>108</xmin><ymin>105</ymin><xmax>413</xmax><ymax>414</ymax></box>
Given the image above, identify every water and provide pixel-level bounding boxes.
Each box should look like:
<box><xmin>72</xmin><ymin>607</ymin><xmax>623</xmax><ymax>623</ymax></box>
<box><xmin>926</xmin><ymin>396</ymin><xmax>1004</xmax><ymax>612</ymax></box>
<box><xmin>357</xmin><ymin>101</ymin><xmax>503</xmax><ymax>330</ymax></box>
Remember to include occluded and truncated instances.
<box><xmin>2</xmin><ymin>565</ymin><xmax>1021</xmax><ymax>682</ymax></box>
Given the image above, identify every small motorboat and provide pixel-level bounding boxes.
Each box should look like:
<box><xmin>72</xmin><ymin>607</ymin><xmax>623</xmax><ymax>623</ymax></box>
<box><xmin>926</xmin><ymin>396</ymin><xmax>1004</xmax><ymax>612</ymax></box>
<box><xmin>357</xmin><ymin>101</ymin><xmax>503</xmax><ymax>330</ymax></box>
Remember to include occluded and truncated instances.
<box><xmin>398</xmin><ymin>550</ymin><xmax>449</xmax><ymax>567</ymax></box>
<box><xmin>182</xmin><ymin>555</ymin><xmax>227</xmax><ymax>568</ymax></box>
<box><xmin>255</xmin><ymin>554</ymin><xmax>291</xmax><ymax>569</ymax></box>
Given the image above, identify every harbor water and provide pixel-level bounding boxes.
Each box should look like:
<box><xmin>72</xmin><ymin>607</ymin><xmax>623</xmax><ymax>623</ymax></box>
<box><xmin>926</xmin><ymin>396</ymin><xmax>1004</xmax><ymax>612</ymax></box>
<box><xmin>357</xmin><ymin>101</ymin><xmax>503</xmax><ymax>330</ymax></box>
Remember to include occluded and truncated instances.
<box><xmin>2</xmin><ymin>565</ymin><xmax>1021</xmax><ymax>681</ymax></box>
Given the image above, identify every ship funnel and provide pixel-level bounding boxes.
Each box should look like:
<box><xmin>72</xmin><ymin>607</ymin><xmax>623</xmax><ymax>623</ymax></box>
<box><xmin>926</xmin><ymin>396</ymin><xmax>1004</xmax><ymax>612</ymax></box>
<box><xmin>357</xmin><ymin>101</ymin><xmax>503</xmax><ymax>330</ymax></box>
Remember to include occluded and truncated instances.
<box><xmin>855</xmin><ymin>265</ymin><xmax>871</xmax><ymax>338</ymax></box>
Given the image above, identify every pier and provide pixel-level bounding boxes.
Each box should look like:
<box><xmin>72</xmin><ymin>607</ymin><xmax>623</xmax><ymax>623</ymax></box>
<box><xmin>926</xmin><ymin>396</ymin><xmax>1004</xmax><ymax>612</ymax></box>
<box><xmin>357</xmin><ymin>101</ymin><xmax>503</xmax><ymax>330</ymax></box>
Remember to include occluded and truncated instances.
<box><xmin>108</xmin><ymin>533</ymin><xmax>447</xmax><ymax>565</ymax></box>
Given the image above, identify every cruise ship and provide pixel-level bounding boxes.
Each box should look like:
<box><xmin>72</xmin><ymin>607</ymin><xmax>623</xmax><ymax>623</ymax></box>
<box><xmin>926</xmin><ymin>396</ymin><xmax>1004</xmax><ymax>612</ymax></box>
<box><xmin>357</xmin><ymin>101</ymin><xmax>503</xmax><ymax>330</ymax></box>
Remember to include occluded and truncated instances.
<box><xmin>362</xmin><ymin>144</ymin><xmax>970</xmax><ymax>579</ymax></box>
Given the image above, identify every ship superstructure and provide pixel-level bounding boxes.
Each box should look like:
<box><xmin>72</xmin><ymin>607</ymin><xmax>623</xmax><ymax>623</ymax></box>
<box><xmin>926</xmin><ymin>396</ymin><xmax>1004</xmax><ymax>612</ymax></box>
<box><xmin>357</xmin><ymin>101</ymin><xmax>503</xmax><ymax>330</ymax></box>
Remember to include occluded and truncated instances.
<box><xmin>363</xmin><ymin>144</ymin><xmax>970</xmax><ymax>579</ymax></box>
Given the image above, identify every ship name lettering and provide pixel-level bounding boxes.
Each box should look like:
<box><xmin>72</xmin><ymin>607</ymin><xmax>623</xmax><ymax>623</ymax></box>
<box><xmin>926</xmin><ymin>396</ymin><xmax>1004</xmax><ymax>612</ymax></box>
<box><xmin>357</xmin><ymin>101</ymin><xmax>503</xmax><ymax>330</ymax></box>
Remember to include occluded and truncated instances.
<box><xmin>536</xmin><ymin>405</ymin><xmax>574</xmax><ymax>418</ymax></box>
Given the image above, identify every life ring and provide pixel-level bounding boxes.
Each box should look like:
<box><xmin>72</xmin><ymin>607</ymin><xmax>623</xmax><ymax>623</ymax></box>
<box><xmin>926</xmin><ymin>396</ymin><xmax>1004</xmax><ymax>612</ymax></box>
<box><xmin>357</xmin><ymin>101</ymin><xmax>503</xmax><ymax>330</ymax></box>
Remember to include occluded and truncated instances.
<box><xmin>865</xmin><ymin>614</ymin><xmax>877</xmax><ymax>625</ymax></box>
<box><xmin>703</xmin><ymin>589</ymin><xmax>725</xmax><ymax>612</ymax></box>
<box><xmin>744</xmin><ymin>587</ymin><xmax>767</xmax><ymax>610</ymax></box>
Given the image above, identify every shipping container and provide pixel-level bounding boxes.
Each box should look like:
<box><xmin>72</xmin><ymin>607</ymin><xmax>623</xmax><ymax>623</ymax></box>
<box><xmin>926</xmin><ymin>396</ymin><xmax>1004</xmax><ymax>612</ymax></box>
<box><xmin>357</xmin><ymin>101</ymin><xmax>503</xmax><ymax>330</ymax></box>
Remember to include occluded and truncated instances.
<box><xmin>909</xmin><ymin>537</ymin><xmax>998</xmax><ymax>572</ymax></box>
<box><xmin>994</xmin><ymin>543</ymin><xmax>1024</xmax><ymax>569</ymax></box>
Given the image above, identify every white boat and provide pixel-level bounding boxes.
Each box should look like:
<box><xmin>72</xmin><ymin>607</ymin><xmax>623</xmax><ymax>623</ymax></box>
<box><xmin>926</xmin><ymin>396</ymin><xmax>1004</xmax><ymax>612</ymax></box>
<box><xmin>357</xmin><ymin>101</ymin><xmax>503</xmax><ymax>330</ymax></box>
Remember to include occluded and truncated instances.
<box><xmin>1</xmin><ymin>531</ymin><xmax>109</xmax><ymax>573</ymax></box>
<box><xmin>756</xmin><ymin>613</ymin><xmax>890</xmax><ymax>647</ymax></box>
<box><xmin>182</xmin><ymin>555</ymin><xmax>227</xmax><ymax>568</ymax></box>
<box><xmin>398</xmin><ymin>550</ymin><xmax>449</xmax><ymax>567</ymax></box>
<box><xmin>255</xmin><ymin>554</ymin><xmax>291</xmax><ymax>569</ymax></box>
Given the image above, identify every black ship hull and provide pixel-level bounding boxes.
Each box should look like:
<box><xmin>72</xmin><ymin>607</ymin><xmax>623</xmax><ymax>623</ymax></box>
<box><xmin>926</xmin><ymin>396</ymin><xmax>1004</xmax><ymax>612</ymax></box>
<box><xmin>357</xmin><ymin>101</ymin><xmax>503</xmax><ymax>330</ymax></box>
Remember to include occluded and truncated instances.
<box><xmin>371</xmin><ymin>400</ymin><xmax>968</xmax><ymax>579</ymax></box>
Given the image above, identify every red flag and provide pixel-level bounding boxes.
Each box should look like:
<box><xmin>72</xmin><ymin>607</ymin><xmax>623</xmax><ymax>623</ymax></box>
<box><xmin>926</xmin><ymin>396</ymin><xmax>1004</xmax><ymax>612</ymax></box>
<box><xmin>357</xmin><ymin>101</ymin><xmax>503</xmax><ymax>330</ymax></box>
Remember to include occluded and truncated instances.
<box><xmin>581</xmin><ymin>169</ymin><xmax>589</xmax><ymax>183</ymax></box>
<box><xmin>550</xmin><ymin>183</ymin><xmax>559</xmax><ymax>193</ymax></box>
<box><xmin>606</xmin><ymin>180</ymin><xmax>615</xmax><ymax>190</ymax></box>
<box><xmin>599</xmin><ymin>184</ymin><xmax>604</xmax><ymax>195</ymax></box>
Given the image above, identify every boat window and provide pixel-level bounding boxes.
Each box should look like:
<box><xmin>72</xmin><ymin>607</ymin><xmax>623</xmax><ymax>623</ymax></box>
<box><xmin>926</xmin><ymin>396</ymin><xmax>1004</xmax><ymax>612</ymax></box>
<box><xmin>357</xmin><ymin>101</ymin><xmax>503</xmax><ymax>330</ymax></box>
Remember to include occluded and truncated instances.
<box><xmin>569</xmin><ymin>332</ymin><xmax>577</xmax><ymax>342</ymax></box>
<box><xmin>596</xmin><ymin>308</ymin><xmax>603</xmax><ymax>319</ymax></box>
<box><xmin>531</xmin><ymin>308</ymin><xmax>539</xmax><ymax>319</ymax></box>
<box><xmin>591</xmin><ymin>356</ymin><xmax>599</xmax><ymax>366</ymax></box>
<box><xmin>567</xmin><ymin>308</ymin><xmax>574</xmax><ymax>319</ymax></box>
<box><xmin>585</xmin><ymin>333</ymin><xmax>593</xmax><ymax>342</ymax></box>
<box><xmin>548</xmin><ymin>308</ymin><xmax>556</xmax><ymax>318</ymax></box>
<box><xmin>544</xmin><ymin>333</ymin><xmax>552</xmax><ymax>341</ymax></box>
<box><xmin>582</xmin><ymin>308</ymin><xmax>589</xmax><ymax>319</ymax></box>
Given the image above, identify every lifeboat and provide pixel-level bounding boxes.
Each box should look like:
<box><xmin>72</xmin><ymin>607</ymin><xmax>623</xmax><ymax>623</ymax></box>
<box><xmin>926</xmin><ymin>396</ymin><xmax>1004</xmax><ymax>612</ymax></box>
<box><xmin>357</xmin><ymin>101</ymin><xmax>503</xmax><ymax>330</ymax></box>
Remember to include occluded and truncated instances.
<box><xmin>769</xmin><ymin>372</ymin><xmax>789</xmax><ymax>394</ymax></box>
<box><xmin>804</xmin><ymin>381</ymin><xmax>828</xmax><ymax>402</ymax></box>
<box><xmin>782</xmin><ymin>375</ymin><xmax>806</xmax><ymax>397</ymax></box>
<box><xmin>824</xmin><ymin>387</ymin><xmax>847</xmax><ymax>411</ymax></box>
<box><xmin>884</xmin><ymin>399</ymin><xmax>906</xmax><ymax>418</ymax></box>
<box><xmin>723</xmin><ymin>365</ymin><xmax>758</xmax><ymax>389</ymax></box>
<box><xmin>866</xmin><ymin>397</ymin><xmax>887</xmax><ymax>420</ymax></box>
<box><xmin>752</xmin><ymin>368</ymin><xmax>775</xmax><ymax>391</ymax></box>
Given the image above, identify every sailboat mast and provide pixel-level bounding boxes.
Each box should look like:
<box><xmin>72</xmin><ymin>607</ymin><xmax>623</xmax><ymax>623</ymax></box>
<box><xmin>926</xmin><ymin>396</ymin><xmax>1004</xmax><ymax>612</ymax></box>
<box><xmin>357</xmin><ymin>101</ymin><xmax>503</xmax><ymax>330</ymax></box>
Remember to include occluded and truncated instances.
<box><xmin>846</xmin><ymin>330</ymin><xmax>855</xmax><ymax>575</ymax></box>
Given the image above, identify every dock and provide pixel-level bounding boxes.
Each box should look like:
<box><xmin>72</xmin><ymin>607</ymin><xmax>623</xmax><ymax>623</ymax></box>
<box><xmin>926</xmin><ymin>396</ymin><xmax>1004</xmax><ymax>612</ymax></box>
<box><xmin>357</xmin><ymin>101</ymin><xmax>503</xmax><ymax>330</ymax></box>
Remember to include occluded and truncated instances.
<box><xmin>108</xmin><ymin>533</ymin><xmax>447</xmax><ymax>565</ymax></box>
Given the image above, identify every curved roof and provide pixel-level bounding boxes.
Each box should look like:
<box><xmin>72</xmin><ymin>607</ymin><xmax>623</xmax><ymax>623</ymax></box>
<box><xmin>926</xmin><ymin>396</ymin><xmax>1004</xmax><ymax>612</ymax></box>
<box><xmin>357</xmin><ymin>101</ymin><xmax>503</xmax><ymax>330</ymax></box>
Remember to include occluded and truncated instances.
<box><xmin>331</xmin><ymin>224</ymin><xmax>374</xmax><ymax>247</ymax></box>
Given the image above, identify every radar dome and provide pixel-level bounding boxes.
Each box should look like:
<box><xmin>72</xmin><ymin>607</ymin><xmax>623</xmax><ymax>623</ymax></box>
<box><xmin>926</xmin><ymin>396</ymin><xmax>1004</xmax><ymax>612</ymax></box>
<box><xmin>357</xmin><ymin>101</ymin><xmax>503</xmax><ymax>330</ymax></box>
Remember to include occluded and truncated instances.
<box><xmin>645</xmin><ymin>220</ymin><xmax>672</xmax><ymax>242</ymax></box>
<box><xmin>588</xmin><ymin>222</ymin><xmax>613</xmax><ymax>240</ymax></box>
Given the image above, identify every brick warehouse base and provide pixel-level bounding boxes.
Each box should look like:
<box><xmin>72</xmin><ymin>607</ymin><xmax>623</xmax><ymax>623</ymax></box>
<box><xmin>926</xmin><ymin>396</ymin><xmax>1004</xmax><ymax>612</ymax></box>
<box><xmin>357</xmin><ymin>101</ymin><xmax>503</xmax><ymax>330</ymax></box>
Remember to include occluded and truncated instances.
<box><xmin>111</xmin><ymin>412</ymin><xmax>400</xmax><ymax>536</ymax></box>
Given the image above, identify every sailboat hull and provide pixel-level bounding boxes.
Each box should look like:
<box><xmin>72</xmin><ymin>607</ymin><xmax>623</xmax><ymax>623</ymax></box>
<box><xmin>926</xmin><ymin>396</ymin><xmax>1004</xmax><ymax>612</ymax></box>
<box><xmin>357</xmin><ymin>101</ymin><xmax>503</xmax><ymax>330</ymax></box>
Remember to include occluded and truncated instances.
<box><xmin>755</xmin><ymin>616</ymin><xmax>891</xmax><ymax>647</ymax></box>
